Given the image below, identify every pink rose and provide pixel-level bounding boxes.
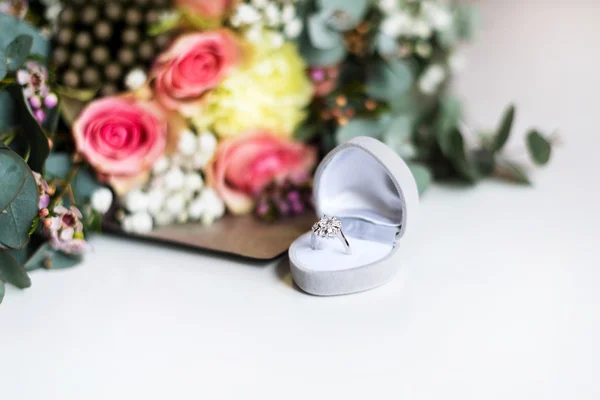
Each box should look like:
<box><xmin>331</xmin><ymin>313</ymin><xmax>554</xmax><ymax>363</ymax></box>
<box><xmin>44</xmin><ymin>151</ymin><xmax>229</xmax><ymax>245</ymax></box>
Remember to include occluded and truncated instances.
<box><xmin>207</xmin><ymin>132</ymin><xmax>317</xmax><ymax>214</ymax></box>
<box><xmin>151</xmin><ymin>31</ymin><xmax>240</xmax><ymax>112</ymax></box>
<box><xmin>73</xmin><ymin>97</ymin><xmax>167</xmax><ymax>195</ymax></box>
<box><xmin>175</xmin><ymin>0</ymin><xmax>234</xmax><ymax>19</ymax></box>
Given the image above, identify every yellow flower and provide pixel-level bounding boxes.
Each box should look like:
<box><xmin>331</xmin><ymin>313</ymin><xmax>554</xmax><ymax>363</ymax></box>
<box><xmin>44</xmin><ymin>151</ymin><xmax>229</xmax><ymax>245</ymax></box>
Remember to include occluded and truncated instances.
<box><xmin>193</xmin><ymin>31</ymin><xmax>313</xmax><ymax>138</ymax></box>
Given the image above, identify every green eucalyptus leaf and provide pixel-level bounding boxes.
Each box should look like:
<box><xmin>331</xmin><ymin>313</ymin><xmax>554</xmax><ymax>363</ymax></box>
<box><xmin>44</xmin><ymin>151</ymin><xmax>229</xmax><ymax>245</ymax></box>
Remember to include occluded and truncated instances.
<box><xmin>435</xmin><ymin>96</ymin><xmax>462</xmax><ymax>157</ymax></box>
<box><xmin>367</xmin><ymin>59</ymin><xmax>413</xmax><ymax>101</ymax></box>
<box><xmin>447</xmin><ymin>129</ymin><xmax>477</xmax><ymax>182</ymax></box>
<box><xmin>495</xmin><ymin>160</ymin><xmax>531</xmax><ymax>185</ymax></box>
<box><xmin>0</xmin><ymin>250</ymin><xmax>31</xmax><ymax>288</ymax></box>
<box><xmin>0</xmin><ymin>149</ymin><xmax>27</xmax><ymax>212</ymax></box>
<box><xmin>307</xmin><ymin>11</ymin><xmax>341</xmax><ymax>49</ymax></box>
<box><xmin>0</xmin><ymin>164</ymin><xmax>38</xmax><ymax>250</ymax></box>
<box><xmin>526</xmin><ymin>130</ymin><xmax>552</xmax><ymax>165</ymax></box>
<box><xmin>0</xmin><ymin>49</ymin><xmax>7</xmax><ymax>81</ymax></box>
<box><xmin>25</xmin><ymin>242</ymin><xmax>82</xmax><ymax>271</ymax></box>
<box><xmin>492</xmin><ymin>104</ymin><xmax>515</xmax><ymax>152</ymax></box>
<box><xmin>382</xmin><ymin>115</ymin><xmax>416</xmax><ymax>159</ymax></box>
<box><xmin>0</xmin><ymin>14</ymin><xmax>50</xmax><ymax>57</ymax></box>
<box><xmin>299</xmin><ymin>31</ymin><xmax>347</xmax><ymax>66</ymax></box>
<box><xmin>472</xmin><ymin>148</ymin><xmax>496</xmax><ymax>176</ymax></box>
<box><xmin>408</xmin><ymin>163</ymin><xmax>432</xmax><ymax>195</ymax></box>
<box><xmin>318</xmin><ymin>0</ymin><xmax>369</xmax><ymax>30</ymax></box>
<box><xmin>6</xmin><ymin>34</ymin><xmax>33</xmax><ymax>71</ymax></box>
<box><xmin>335</xmin><ymin>117</ymin><xmax>385</xmax><ymax>144</ymax></box>
<box><xmin>375</xmin><ymin>33</ymin><xmax>397</xmax><ymax>56</ymax></box>
<box><xmin>8</xmin><ymin>85</ymin><xmax>50</xmax><ymax>172</ymax></box>
<box><xmin>0</xmin><ymin>280</ymin><xmax>4</xmax><ymax>304</ymax></box>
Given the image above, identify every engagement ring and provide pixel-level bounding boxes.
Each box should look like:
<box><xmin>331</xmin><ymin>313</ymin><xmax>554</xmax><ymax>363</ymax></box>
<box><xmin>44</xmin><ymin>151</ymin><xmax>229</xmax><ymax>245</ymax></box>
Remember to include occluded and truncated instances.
<box><xmin>311</xmin><ymin>215</ymin><xmax>351</xmax><ymax>255</ymax></box>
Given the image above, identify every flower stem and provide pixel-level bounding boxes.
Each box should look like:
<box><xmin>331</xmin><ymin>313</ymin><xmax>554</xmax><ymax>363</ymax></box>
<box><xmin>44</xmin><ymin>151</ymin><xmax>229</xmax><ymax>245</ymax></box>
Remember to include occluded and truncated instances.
<box><xmin>50</xmin><ymin>164</ymin><xmax>81</xmax><ymax>208</ymax></box>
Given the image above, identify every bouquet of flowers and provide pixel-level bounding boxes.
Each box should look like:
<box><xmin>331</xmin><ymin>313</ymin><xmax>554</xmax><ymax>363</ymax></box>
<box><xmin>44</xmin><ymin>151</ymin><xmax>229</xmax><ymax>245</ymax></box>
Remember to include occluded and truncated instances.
<box><xmin>0</xmin><ymin>0</ymin><xmax>554</xmax><ymax>303</ymax></box>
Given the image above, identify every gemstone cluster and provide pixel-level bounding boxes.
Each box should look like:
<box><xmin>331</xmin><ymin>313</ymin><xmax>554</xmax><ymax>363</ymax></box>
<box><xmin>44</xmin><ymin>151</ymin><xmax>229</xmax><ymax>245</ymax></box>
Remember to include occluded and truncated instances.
<box><xmin>312</xmin><ymin>215</ymin><xmax>342</xmax><ymax>238</ymax></box>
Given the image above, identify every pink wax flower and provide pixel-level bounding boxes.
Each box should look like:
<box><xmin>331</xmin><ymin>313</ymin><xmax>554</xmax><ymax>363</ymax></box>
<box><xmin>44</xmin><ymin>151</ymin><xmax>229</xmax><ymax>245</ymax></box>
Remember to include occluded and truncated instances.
<box><xmin>151</xmin><ymin>30</ymin><xmax>240</xmax><ymax>114</ymax></box>
<box><xmin>45</xmin><ymin>206</ymin><xmax>88</xmax><ymax>255</ymax></box>
<box><xmin>309</xmin><ymin>64</ymin><xmax>340</xmax><ymax>97</ymax></box>
<box><xmin>73</xmin><ymin>97</ymin><xmax>168</xmax><ymax>195</ymax></box>
<box><xmin>207</xmin><ymin>131</ymin><xmax>317</xmax><ymax>214</ymax></box>
<box><xmin>32</xmin><ymin>171</ymin><xmax>50</xmax><ymax>209</ymax></box>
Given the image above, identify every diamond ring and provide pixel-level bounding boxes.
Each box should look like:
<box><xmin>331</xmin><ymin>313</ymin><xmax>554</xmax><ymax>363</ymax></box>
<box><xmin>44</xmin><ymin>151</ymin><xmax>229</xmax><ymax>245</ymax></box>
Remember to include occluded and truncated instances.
<box><xmin>311</xmin><ymin>215</ymin><xmax>351</xmax><ymax>255</ymax></box>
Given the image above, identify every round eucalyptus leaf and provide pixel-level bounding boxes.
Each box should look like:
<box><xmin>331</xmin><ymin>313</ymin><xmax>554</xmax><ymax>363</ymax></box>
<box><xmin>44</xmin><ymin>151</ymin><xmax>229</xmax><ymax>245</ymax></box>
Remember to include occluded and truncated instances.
<box><xmin>6</xmin><ymin>34</ymin><xmax>33</xmax><ymax>71</ymax></box>
<box><xmin>526</xmin><ymin>130</ymin><xmax>552</xmax><ymax>165</ymax></box>
<box><xmin>492</xmin><ymin>104</ymin><xmax>515</xmax><ymax>152</ymax></box>
<box><xmin>0</xmin><ymin>164</ymin><xmax>39</xmax><ymax>250</ymax></box>
<box><xmin>0</xmin><ymin>250</ymin><xmax>31</xmax><ymax>289</ymax></box>
<box><xmin>375</xmin><ymin>33</ymin><xmax>397</xmax><ymax>57</ymax></box>
<box><xmin>0</xmin><ymin>49</ymin><xmax>7</xmax><ymax>81</ymax></box>
<box><xmin>0</xmin><ymin>150</ymin><xmax>27</xmax><ymax>212</ymax></box>
<box><xmin>318</xmin><ymin>0</ymin><xmax>369</xmax><ymax>30</ymax></box>
<box><xmin>25</xmin><ymin>242</ymin><xmax>82</xmax><ymax>272</ymax></box>
<box><xmin>307</xmin><ymin>11</ymin><xmax>341</xmax><ymax>49</ymax></box>
<box><xmin>407</xmin><ymin>163</ymin><xmax>432</xmax><ymax>195</ymax></box>
<box><xmin>367</xmin><ymin>59</ymin><xmax>413</xmax><ymax>101</ymax></box>
<box><xmin>300</xmin><ymin>33</ymin><xmax>347</xmax><ymax>66</ymax></box>
<box><xmin>383</xmin><ymin>115</ymin><xmax>417</xmax><ymax>160</ymax></box>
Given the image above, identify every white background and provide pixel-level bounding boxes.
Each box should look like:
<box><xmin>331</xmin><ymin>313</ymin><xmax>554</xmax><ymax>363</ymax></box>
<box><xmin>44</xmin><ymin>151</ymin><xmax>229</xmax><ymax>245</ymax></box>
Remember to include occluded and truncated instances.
<box><xmin>1</xmin><ymin>1</ymin><xmax>599</xmax><ymax>399</ymax></box>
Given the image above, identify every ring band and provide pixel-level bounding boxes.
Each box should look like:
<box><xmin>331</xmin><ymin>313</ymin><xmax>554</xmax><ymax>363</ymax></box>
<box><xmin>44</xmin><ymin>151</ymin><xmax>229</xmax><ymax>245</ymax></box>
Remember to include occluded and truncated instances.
<box><xmin>311</xmin><ymin>215</ymin><xmax>351</xmax><ymax>255</ymax></box>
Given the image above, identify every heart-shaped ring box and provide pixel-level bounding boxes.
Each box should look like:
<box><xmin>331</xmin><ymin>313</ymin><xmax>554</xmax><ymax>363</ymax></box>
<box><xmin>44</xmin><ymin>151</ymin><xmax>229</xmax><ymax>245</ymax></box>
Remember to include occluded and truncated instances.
<box><xmin>289</xmin><ymin>136</ymin><xmax>419</xmax><ymax>296</ymax></box>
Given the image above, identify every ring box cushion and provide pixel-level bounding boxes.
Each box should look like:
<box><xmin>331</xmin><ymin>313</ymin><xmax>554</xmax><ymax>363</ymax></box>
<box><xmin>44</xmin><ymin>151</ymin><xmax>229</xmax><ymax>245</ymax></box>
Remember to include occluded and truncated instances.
<box><xmin>289</xmin><ymin>136</ymin><xmax>419</xmax><ymax>295</ymax></box>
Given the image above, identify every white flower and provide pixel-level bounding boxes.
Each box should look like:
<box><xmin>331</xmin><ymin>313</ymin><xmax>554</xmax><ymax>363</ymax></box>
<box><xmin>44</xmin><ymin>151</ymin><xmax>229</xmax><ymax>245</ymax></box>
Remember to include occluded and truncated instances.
<box><xmin>270</xmin><ymin>32</ymin><xmax>284</xmax><ymax>48</ymax></box>
<box><xmin>411</xmin><ymin>19</ymin><xmax>432</xmax><ymax>39</ymax></box>
<box><xmin>192</xmin><ymin>132</ymin><xmax>218</xmax><ymax>169</ymax></box>
<box><xmin>124</xmin><ymin>68</ymin><xmax>147</xmax><ymax>91</ymax></box>
<box><xmin>188</xmin><ymin>196</ymin><xmax>206</xmax><ymax>220</ymax></box>
<box><xmin>164</xmin><ymin>167</ymin><xmax>185</xmax><ymax>191</ymax></box>
<box><xmin>199</xmin><ymin>188</ymin><xmax>225</xmax><ymax>226</ymax></box>
<box><xmin>419</xmin><ymin>64</ymin><xmax>446</xmax><ymax>94</ymax></box>
<box><xmin>421</xmin><ymin>1</ymin><xmax>452</xmax><ymax>31</ymax></box>
<box><xmin>378</xmin><ymin>0</ymin><xmax>399</xmax><ymax>14</ymax></box>
<box><xmin>91</xmin><ymin>187</ymin><xmax>113</xmax><ymax>214</ymax></box>
<box><xmin>178</xmin><ymin>129</ymin><xmax>198</xmax><ymax>156</ymax></box>
<box><xmin>198</xmin><ymin>131</ymin><xmax>218</xmax><ymax>154</ymax></box>
<box><xmin>415</xmin><ymin>41</ymin><xmax>432</xmax><ymax>58</ymax></box>
<box><xmin>165</xmin><ymin>192</ymin><xmax>187</xmax><ymax>215</ymax></box>
<box><xmin>236</xmin><ymin>4</ymin><xmax>262</xmax><ymax>24</ymax></box>
<box><xmin>147</xmin><ymin>189</ymin><xmax>166</xmax><ymax>215</ymax></box>
<box><xmin>281</xmin><ymin>3</ymin><xmax>295</xmax><ymax>23</ymax></box>
<box><xmin>449</xmin><ymin>52</ymin><xmax>466</xmax><ymax>73</ymax></box>
<box><xmin>123</xmin><ymin>212</ymin><xmax>153</xmax><ymax>234</ymax></box>
<box><xmin>152</xmin><ymin>156</ymin><xmax>170</xmax><ymax>176</ymax></box>
<box><xmin>381</xmin><ymin>12</ymin><xmax>410</xmax><ymax>38</ymax></box>
<box><xmin>177</xmin><ymin>211</ymin><xmax>189</xmax><ymax>224</ymax></box>
<box><xmin>284</xmin><ymin>18</ymin><xmax>302</xmax><ymax>38</ymax></box>
<box><xmin>264</xmin><ymin>3</ymin><xmax>280</xmax><ymax>26</ymax></box>
<box><xmin>192</xmin><ymin>153</ymin><xmax>212</xmax><ymax>170</ymax></box>
<box><xmin>245</xmin><ymin>25</ymin><xmax>264</xmax><ymax>43</ymax></box>
<box><xmin>125</xmin><ymin>190</ymin><xmax>150</xmax><ymax>213</ymax></box>
<box><xmin>184</xmin><ymin>172</ymin><xmax>204</xmax><ymax>192</ymax></box>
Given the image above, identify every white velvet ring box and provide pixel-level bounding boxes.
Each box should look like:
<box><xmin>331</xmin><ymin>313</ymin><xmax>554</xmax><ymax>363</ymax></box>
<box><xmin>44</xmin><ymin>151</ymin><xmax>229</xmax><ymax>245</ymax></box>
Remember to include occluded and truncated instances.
<box><xmin>289</xmin><ymin>136</ymin><xmax>419</xmax><ymax>296</ymax></box>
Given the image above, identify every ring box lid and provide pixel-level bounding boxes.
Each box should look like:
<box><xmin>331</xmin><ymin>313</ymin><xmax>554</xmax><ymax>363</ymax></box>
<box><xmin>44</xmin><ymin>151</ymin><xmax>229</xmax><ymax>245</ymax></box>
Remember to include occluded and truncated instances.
<box><xmin>313</xmin><ymin>136</ymin><xmax>419</xmax><ymax>240</ymax></box>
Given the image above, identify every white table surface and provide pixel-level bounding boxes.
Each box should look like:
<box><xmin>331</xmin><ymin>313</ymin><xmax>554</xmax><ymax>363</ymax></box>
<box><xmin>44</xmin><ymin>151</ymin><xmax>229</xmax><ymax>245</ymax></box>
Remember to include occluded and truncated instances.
<box><xmin>1</xmin><ymin>1</ymin><xmax>599</xmax><ymax>399</ymax></box>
